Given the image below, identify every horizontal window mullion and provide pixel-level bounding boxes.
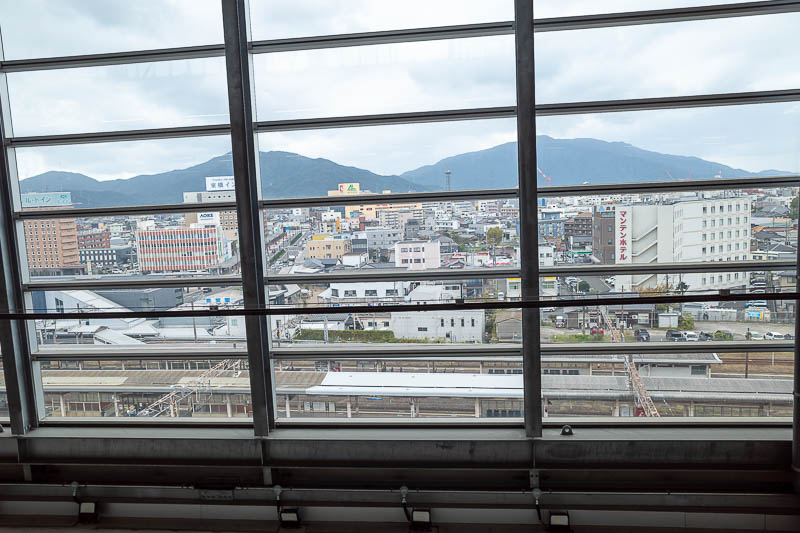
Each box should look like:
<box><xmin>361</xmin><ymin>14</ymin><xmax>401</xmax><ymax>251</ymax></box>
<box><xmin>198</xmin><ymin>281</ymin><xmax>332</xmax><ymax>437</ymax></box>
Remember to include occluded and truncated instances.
<box><xmin>533</xmin><ymin>0</ymin><xmax>800</xmax><ymax>32</ymax></box>
<box><xmin>7</xmin><ymin>124</ymin><xmax>231</xmax><ymax>148</ymax></box>
<box><xmin>542</xmin><ymin>341</ymin><xmax>793</xmax><ymax>355</ymax></box>
<box><xmin>536</xmin><ymin>89</ymin><xmax>800</xmax><ymax>117</ymax></box>
<box><xmin>260</xmin><ymin>188</ymin><xmax>518</xmax><ymax>209</ymax></box>
<box><xmin>271</xmin><ymin>345</ymin><xmax>521</xmax><ymax>360</ymax></box>
<box><xmin>255</xmin><ymin>107</ymin><xmax>517</xmax><ymax>133</ymax></box>
<box><xmin>24</xmin><ymin>276</ymin><xmax>241</xmax><ymax>291</ymax></box>
<box><xmin>0</xmin><ymin>44</ymin><xmax>226</xmax><ymax>73</ymax></box>
<box><xmin>15</xmin><ymin>201</ymin><xmax>238</xmax><ymax>220</ymax></box>
<box><xmin>250</xmin><ymin>21</ymin><xmax>514</xmax><ymax>54</ymax></box>
<box><xmin>267</xmin><ymin>267</ymin><xmax>519</xmax><ymax>284</ymax></box>
<box><xmin>6</xmin><ymin>290</ymin><xmax>798</xmax><ymax>321</ymax></box>
<box><xmin>31</xmin><ymin>352</ymin><xmax>240</xmax><ymax>362</ymax></box>
<box><xmin>541</xmin><ymin>259</ymin><xmax>796</xmax><ymax>277</ymax></box>
<box><xmin>32</xmin><ymin>344</ymin><xmax>243</xmax><ymax>361</ymax></box>
<box><xmin>539</xmin><ymin>174</ymin><xmax>800</xmax><ymax>197</ymax></box>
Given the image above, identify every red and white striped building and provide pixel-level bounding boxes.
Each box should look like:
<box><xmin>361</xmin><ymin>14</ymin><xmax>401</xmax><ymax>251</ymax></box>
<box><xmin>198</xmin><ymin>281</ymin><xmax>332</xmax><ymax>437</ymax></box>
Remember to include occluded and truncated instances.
<box><xmin>136</xmin><ymin>226</ymin><xmax>229</xmax><ymax>273</ymax></box>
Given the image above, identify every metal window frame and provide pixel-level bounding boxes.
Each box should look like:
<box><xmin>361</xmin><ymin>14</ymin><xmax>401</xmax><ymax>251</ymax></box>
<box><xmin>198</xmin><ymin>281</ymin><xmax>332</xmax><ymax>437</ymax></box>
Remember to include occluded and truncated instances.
<box><xmin>0</xmin><ymin>1</ymin><xmax>793</xmax><ymax>450</ymax></box>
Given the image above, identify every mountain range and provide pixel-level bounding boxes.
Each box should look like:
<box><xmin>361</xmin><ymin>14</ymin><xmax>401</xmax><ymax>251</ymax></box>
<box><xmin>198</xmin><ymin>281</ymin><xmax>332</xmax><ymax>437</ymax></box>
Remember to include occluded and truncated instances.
<box><xmin>20</xmin><ymin>136</ymin><xmax>784</xmax><ymax>207</ymax></box>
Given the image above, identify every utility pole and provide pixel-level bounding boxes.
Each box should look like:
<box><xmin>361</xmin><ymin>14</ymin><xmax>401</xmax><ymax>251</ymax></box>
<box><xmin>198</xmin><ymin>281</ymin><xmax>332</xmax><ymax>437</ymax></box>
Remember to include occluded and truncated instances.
<box><xmin>745</xmin><ymin>351</ymin><xmax>749</xmax><ymax>379</ymax></box>
<box><xmin>191</xmin><ymin>299</ymin><xmax>197</xmax><ymax>342</ymax></box>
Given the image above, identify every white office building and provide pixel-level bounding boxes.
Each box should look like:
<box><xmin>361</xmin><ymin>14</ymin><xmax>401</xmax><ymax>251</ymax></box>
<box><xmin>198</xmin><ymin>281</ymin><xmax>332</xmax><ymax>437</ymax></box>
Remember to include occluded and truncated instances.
<box><xmin>390</xmin><ymin>310</ymin><xmax>485</xmax><ymax>342</ymax></box>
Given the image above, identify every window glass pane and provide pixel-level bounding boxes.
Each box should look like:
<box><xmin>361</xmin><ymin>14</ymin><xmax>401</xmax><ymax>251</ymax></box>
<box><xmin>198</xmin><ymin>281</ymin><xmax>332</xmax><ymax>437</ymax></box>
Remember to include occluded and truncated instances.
<box><xmin>535</xmin><ymin>14</ymin><xmax>800</xmax><ymax>104</ymax></box>
<box><xmin>264</xmin><ymin>197</ymin><xmax>520</xmax><ymax>275</ymax></box>
<box><xmin>542</xmin><ymin>298</ymin><xmax>795</xmax><ymax>347</ymax></box>
<box><xmin>270</xmin><ymin>308</ymin><xmax>511</xmax><ymax>346</ymax></box>
<box><xmin>534</xmin><ymin>0</ymin><xmax>756</xmax><ymax>18</ymax></box>
<box><xmin>269</xmin><ymin>278</ymin><xmax>518</xmax><ymax>310</ymax></box>
<box><xmin>14</xmin><ymin>136</ymin><xmax>234</xmax><ymax>209</ymax></box>
<box><xmin>0</xmin><ymin>0</ymin><xmax>223</xmax><ymax>60</ymax></box>
<box><xmin>540</xmin><ymin>186</ymin><xmax>796</xmax><ymax>272</ymax></box>
<box><xmin>253</xmin><ymin>36</ymin><xmax>515</xmax><ymax>121</ymax></box>
<box><xmin>251</xmin><ymin>0</ymin><xmax>513</xmax><ymax>40</ymax></box>
<box><xmin>7</xmin><ymin>57</ymin><xmax>229</xmax><ymax>136</ymax></box>
<box><xmin>536</xmin><ymin>103</ymin><xmax>800</xmax><ymax>188</ymax></box>
<box><xmin>20</xmin><ymin>214</ymin><xmax>242</xmax><ymax>281</ymax></box>
<box><xmin>543</xmin><ymin>351</ymin><xmax>792</xmax><ymax>418</ymax></box>
<box><xmin>258</xmin><ymin>118</ymin><xmax>518</xmax><ymax>199</ymax></box>
<box><xmin>275</xmin><ymin>358</ymin><xmax>522</xmax><ymax>420</ymax></box>
<box><xmin>29</xmin><ymin>286</ymin><xmax>245</xmax><ymax>348</ymax></box>
<box><xmin>39</xmin><ymin>359</ymin><xmax>251</xmax><ymax>419</ymax></box>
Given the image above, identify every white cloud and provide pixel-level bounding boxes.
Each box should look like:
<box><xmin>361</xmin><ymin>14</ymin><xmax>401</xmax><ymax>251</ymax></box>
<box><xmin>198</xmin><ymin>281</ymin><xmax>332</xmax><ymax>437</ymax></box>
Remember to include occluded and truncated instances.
<box><xmin>1</xmin><ymin>1</ymin><xmax>797</xmax><ymax>181</ymax></box>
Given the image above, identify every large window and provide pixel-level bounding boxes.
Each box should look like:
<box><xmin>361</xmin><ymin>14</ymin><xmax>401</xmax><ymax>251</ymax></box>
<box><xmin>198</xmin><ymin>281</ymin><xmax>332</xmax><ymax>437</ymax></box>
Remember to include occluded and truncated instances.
<box><xmin>0</xmin><ymin>0</ymin><xmax>796</xmax><ymax>434</ymax></box>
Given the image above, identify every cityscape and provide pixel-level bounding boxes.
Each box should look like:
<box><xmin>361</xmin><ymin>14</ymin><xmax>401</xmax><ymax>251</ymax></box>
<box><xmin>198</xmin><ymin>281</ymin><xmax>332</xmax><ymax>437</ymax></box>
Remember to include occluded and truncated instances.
<box><xmin>15</xmin><ymin>162</ymin><xmax>797</xmax><ymax>420</ymax></box>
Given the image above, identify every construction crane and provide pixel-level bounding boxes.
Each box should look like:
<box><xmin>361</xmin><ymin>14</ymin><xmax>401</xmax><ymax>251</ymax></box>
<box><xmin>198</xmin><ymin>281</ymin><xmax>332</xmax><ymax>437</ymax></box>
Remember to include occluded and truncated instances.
<box><xmin>136</xmin><ymin>359</ymin><xmax>243</xmax><ymax>417</ymax></box>
<box><xmin>623</xmin><ymin>355</ymin><xmax>660</xmax><ymax>417</ymax></box>
<box><xmin>537</xmin><ymin>167</ymin><xmax>551</xmax><ymax>185</ymax></box>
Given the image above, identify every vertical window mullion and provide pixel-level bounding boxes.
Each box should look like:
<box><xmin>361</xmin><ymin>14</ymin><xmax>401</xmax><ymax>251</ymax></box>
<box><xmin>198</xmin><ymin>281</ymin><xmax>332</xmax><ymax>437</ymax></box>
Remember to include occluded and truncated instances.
<box><xmin>514</xmin><ymin>0</ymin><xmax>542</xmax><ymax>438</ymax></box>
<box><xmin>221</xmin><ymin>0</ymin><xmax>275</xmax><ymax>435</ymax></box>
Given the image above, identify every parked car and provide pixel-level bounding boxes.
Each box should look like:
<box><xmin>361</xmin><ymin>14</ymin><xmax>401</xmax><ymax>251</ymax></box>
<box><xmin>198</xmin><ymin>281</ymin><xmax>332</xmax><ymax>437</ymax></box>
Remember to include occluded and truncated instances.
<box><xmin>665</xmin><ymin>329</ymin><xmax>686</xmax><ymax>342</ymax></box>
<box><xmin>784</xmin><ymin>333</ymin><xmax>794</xmax><ymax>340</ymax></box>
<box><xmin>698</xmin><ymin>332</ymin><xmax>713</xmax><ymax>341</ymax></box>
<box><xmin>765</xmin><ymin>332</ymin><xmax>785</xmax><ymax>340</ymax></box>
<box><xmin>748</xmin><ymin>331</ymin><xmax>764</xmax><ymax>340</ymax></box>
<box><xmin>590</xmin><ymin>325</ymin><xmax>604</xmax><ymax>335</ymax></box>
<box><xmin>554</xmin><ymin>316</ymin><xmax>566</xmax><ymax>328</ymax></box>
<box><xmin>684</xmin><ymin>331</ymin><xmax>699</xmax><ymax>342</ymax></box>
<box><xmin>633</xmin><ymin>329</ymin><xmax>650</xmax><ymax>342</ymax></box>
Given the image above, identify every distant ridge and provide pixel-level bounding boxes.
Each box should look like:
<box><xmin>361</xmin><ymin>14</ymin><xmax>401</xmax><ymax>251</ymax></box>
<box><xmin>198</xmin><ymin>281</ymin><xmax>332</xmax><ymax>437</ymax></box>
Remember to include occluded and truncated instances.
<box><xmin>20</xmin><ymin>136</ymin><xmax>784</xmax><ymax>207</ymax></box>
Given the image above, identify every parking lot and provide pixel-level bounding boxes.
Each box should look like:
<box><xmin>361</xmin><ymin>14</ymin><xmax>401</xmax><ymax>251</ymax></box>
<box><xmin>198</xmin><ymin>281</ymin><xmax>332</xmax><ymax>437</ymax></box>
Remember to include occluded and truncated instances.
<box><xmin>541</xmin><ymin>320</ymin><xmax>794</xmax><ymax>342</ymax></box>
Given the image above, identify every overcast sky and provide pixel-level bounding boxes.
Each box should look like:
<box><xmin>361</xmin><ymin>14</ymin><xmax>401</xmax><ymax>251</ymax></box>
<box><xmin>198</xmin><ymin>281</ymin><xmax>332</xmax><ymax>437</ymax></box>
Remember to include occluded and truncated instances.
<box><xmin>1</xmin><ymin>0</ymin><xmax>798</xmax><ymax>183</ymax></box>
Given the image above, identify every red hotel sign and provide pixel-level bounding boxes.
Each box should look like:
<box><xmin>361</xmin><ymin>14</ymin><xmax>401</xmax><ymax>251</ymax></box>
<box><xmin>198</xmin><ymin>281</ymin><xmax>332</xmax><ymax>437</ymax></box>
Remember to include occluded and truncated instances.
<box><xmin>617</xmin><ymin>209</ymin><xmax>629</xmax><ymax>262</ymax></box>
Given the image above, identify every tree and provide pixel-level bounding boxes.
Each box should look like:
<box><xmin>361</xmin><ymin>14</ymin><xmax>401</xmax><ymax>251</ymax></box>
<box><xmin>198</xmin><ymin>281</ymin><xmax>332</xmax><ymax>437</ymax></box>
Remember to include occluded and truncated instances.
<box><xmin>791</xmin><ymin>197</ymin><xmax>799</xmax><ymax>220</ymax></box>
<box><xmin>486</xmin><ymin>227</ymin><xmax>503</xmax><ymax>246</ymax></box>
<box><xmin>678</xmin><ymin>313</ymin><xmax>695</xmax><ymax>330</ymax></box>
<box><xmin>577</xmin><ymin>280</ymin><xmax>591</xmax><ymax>293</ymax></box>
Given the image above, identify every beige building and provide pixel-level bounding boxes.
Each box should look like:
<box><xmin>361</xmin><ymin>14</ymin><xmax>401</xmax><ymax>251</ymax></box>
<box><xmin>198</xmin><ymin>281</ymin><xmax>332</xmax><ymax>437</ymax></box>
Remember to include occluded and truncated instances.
<box><xmin>305</xmin><ymin>238</ymin><xmax>351</xmax><ymax>260</ymax></box>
